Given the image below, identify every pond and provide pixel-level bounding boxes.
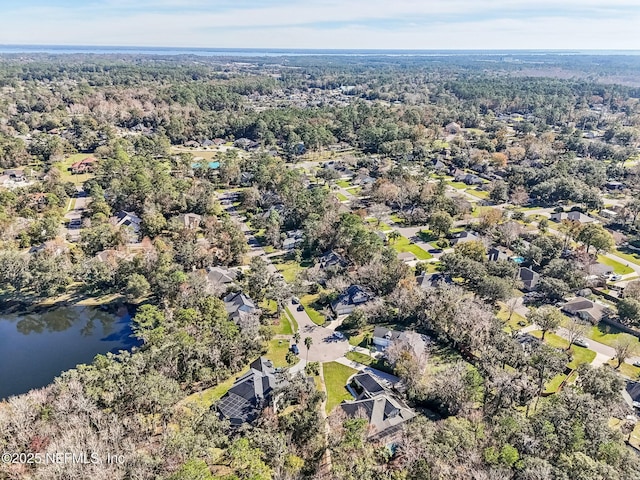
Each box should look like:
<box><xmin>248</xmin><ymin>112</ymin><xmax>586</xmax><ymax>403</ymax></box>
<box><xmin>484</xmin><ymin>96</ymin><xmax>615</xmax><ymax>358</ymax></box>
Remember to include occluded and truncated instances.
<box><xmin>0</xmin><ymin>305</ymin><xmax>139</xmax><ymax>400</ymax></box>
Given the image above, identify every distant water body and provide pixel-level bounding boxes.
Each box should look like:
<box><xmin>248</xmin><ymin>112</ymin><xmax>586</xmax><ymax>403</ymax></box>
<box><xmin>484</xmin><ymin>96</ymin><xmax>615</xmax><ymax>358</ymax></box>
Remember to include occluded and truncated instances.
<box><xmin>0</xmin><ymin>45</ymin><xmax>639</xmax><ymax>57</ymax></box>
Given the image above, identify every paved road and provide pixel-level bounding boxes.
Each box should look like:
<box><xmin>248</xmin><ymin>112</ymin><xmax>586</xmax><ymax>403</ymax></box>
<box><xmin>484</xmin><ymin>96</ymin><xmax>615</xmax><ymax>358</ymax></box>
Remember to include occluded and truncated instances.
<box><xmin>217</xmin><ymin>190</ymin><xmax>351</xmax><ymax>364</ymax></box>
<box><xmin>64</xmin><ymin>187</ymin><xmax>90</xmax><ymax>241</ymax></box>
<box><xmin>288</xmin><ymin>299</ymin><xmax>350</xmax><ymax>362</ymax></box>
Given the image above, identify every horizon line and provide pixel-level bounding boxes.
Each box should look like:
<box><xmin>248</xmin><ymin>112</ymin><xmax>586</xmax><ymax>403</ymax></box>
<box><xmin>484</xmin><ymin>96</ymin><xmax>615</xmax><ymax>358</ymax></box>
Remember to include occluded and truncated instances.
<box><xmin>2</xmin><ymin>44</ymin><xmax>640</xmax><ymax>53</ymax></box>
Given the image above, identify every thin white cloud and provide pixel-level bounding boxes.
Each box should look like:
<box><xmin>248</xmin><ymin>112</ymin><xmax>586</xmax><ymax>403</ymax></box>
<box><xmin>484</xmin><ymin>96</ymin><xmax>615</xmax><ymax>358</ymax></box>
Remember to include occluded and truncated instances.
<box><xmin>0</xmin><ymin>1</ymin><xmax>638</xmax><ymax>49</ymax></box>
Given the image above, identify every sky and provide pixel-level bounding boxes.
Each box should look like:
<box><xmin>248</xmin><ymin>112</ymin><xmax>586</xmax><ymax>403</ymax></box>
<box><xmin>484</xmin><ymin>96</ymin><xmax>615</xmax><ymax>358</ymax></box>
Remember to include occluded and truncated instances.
<box><xmin>0</xmin><ymin>0</ymin><xmax>639</xmax><ymax>50</ymax></box>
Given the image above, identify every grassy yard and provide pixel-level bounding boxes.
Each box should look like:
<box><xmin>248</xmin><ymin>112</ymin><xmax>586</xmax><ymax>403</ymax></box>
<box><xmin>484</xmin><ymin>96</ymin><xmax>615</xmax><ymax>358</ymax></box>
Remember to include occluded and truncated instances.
<box><xmin>545</xmin><ymin>370</ymin><xmax>577</xmax><ymax>395</ymax></box>
<box><xmin>530</xmin><ymin>331</ymin><xmax>596</xmax><ymax>368</ymax></box>
<box><xmin>345</xmin><ymin>351</ymin><xmax>394</xmax><ymax>374</ymax></box>
<box><xmin>446</xmin><ymin>181</ymin><xmax>469</xmax><ymax>189</ymax></box>
<box><xmin>496</xmin><ymin>302</ymin><xmax>528</xmax><ymax>332</ymax></box>
<box><xmin>284</xmin><ymin>307</ymin><xmax>299</xmax><ymax>333</ymax></box>
<box><xmin>272</xmin><ymin>312</ymin><xmax>294</xmax><ymax>336</ymax></box>
<box><xmin>586</xmin><ymin>323</ymin><xmax>638</xmax><ymax>348</ymax></box>
<box><xmin>597</xmin><ymin>255</ymin><xmax>635</xmax><ymax>275</ymax></box>
<box><xmin>182</xmin><ymin>366</ymin><xmax>250</xmax><ymax>408</ymax></box>
<box><xmin>390</xmin><ymin>235</ymin><xmax>433</xmax><ymax>260</ymax></box>
<box><xmin>260</xmin><ymin>299</ymin><xmax>278</xmax><ymax>316</ymax></box>
<box><xmin>389</xmin><ymin>214</ymin><xmax>405</xmax><ymax>224</ymax></box>
<box><xmin>53</xmin><ymin>153</ymin><xmax>96</xmax><ymax>184</ymax></box>
<box><xmin>336</xmin><ymin>192</ymin><xmax>348</xmax><ymax>201</ymax></box>
<box><xmin>267</xmin><ymin>339</ymin><xmax>292</xmax><ymax>368</ymax></box>
<box><xmin>300</xmin><ymin>293</ymin><xmax>326</xmax><ymax>326</ymax></box>
<box><xmin>612</xmin><ymin>248</ymin><xmax>640</xmax><ymax>267</ymax></box>
<box><xmin>606</xmin><ymin>359</ymin><xmax>640</xmax><ymax>380</ymax></box>
<box><xmin>274</xmin><ymin>259</ymin><xmax>304</xmax><ymax>283</ymax></box>
<box><xmin>465</xmin><ymin>188</ymin><xmax>489</xmax><ymax>199</ymax></box>
<box><xmin>323</xmin><ymin>362</ymin><xmax>358</xmax><ymax>413</ymax></box>
<box><xmin>336</xmin><ymin>179</ymin><xmax>352</xmax><ymax>188</ymax></box>
<box><xmin>346</xmin><ymin>186</ymin><xmax>362</xmax><ymax>196</ymax></box>
<box><xmin>347</xmin><ymin>325</ymin><xmax>373</xmax><ymax>347</ymax></box>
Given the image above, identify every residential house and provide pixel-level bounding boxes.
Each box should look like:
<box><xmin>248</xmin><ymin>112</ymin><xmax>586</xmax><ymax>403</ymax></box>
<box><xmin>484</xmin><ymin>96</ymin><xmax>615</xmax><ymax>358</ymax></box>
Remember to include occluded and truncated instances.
<box><xmin>111</xmin><ymin>211</ymin><xmax>142</xmax><ymax>236</ymax></box>
<box><xmin>450</xmin><ymin>230</ymin><xmax>479</xmax><ymax>246</ymax></box>
<box><xmin>444</xmin><ymin>122</ymin><xmax>462</xmax><ymax>134</ymax></box>
<box><xmin>70</xmin><ymin>157</ymin><xmax>97</xmax><ymax>174</ymax></box>
<box><xmin>317</xmin><ymin>250</ymin><xmax>349</xmax><ymax>270</ymax></box>
<box><xmin>372</xmin><ymin>328</ymin><xmax>429</xmax><ymax>358</ymax></box>
<box><xmin>183</xmin><ymin>140</ymin><xmax>200</xmax><ymax>148</ymax></box>
<box><xmin>282</xmin><ymin>230</ymin><xmax>304</xmax><ymax>251</ymax></box>
<box><xmin>605</xmin><ymin>181</ymin><xmax>625</xmax><ymax>190</ymax></box>
<box><xmin>416</xmin><ymin>272</ymin><xmax>452</xmax><ymax>289</ymax></box>
<box><xmin>224</xmin><ymin>291</ymin><xmax>259</xmax><ymax>322</ymax></box>
<box><xmin>624</xmin><ymin>381</ymin><xmax>640</xmax><ymax>410</ymax></box>
<box><xmin>562</xmin><ymin>297</ymin><xmax>607</xmax><ymax>323</ymax></box>
<box><xmin>599</xmin><ymin>209</ymin><xmax>618</xmax><ymax>220</ymax></box>
<box><xmin>487</xmin><ymin>247</ymin><xmax>510</xmax><ymax>262</ymax></box>
<box><xmin>341</xmin><ymin>373</ymin><xmax>415</xmax><ymax>443</ymax></box>
<box><xmin>519</xmin><ymin>267</ymin><xmax>540</xmax><ymax>291</ymax></box>
<box><xmin>179</xmin><ymin>213</ymin><xmax>203</xmax><ymax>230</ymax></box>
<box><xmin>353</xmin><ymin>173</ymin><xmax>376</xmax><ymax>186</ymax></box>
<box><xmin>455</xmin><ymin>173</ymin><xmax>482</xmax><ymax>185</ymax></box>
<box><xmin>234</xmin><ymin>138</ymin><xmax>260</xmax><ymax>151</ymax></box>
<box><xmin>3</xmin><ymin>169</ymin><xmax>25</xmax><ymax>181</ymax></box>
<box><xmin>431</xmin><ymin>159</ymin><xmax>446</xmax><ymax>171</ymax></box>
<box><xmin>550</xmin><ymin>211</ymin><xmax>596</xmax><ymax>224</ymax></box>
<box><xmin>372</xmin><ymin>327</ymin><xmax>403</xmax><ymax>349</ymax></box>
<box><xmin>215</xmin><ymin>357</ymin><xmax>286</xmax><ymax>425</ymax></box>
<box><xmin>206</xmin><ymin>266</ymin><xmax>238</xmax><ymax>289</ymax></box>
<box><xmin>515</xmin><ymin>333</ymin><xmax>542</xmax><ymax>355</ymax></box>
<box><xmin>331</xmin><ymin>285</ymin><xmax>374</xmax><ymax>316</ymax></box>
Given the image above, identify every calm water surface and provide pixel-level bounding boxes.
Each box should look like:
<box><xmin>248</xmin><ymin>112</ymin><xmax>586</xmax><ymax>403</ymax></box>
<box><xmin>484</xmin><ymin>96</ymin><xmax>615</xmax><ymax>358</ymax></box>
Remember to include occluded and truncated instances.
<box><xmin>0</xmin><ymin>305</ymin><xmax>138</xmax><ymax>399</ymax></box>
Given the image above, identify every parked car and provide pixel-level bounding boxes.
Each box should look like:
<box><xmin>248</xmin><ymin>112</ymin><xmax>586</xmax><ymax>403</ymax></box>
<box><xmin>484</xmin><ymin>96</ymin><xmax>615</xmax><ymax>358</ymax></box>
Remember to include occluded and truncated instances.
<box><xmin>296</xmin><ymin>304</ymin><xmax>305</xmax><ymax>312</ymax></box>
<box><xmin>610</xmin><ymin>274</ymin><xmax>623</xmax><ymax>281</ymax></box>
<box><xmin>291</xmin><ymin>297</ymin><xmax>300</xmax><ymax>304</ymax></box>
<box><xmin>334</xmin><ymin>332</ymin><xmax>345</xmax><ymax>340</ymax></box>
<box><xmin>573</xmin><ymin>337</ymin><xmax>590</xmax><ymax>348</ymax></box>
<box><xmin>290</xmin><ymin>344</ymin><xmax>299</xmax><ymax>355</ymax></box>
<box><xmin>633</xmin><ymin>360</ymin><xmax>640</xmax><ymax>368</ymax></box>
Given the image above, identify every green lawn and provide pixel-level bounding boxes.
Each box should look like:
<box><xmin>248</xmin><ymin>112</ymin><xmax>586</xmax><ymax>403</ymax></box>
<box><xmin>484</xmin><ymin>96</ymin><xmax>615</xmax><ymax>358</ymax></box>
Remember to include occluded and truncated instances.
<box><xmin>345</xmin><ymin>351</ymin><xmax>394</xmax><ymax>374</ymax></box>
<box><xmin>417</xmin><ymin>230</ymin><xmax>439</xmax><ymax>242</ymax></box>
<box><xmin>182</xmin><ymin>366</ymin><xmax>250</xmax><ymax>408</ymax></box>
<box><xmin>470</xmin><ymin>206</ymin><xmax>494</xmax><ymax>218</ymax></box>
<box><xmin>284</xmin><ymin>307</ymin><xmax>299</xmax><ymax>332</ymax></box>
<box><xmin>446</xmin><ymin>181</ymin><xmax>468</xmax><ymax>189</ymax></box>
<box><xmin>336</xmin><ymin>193</ymin><xmax>348</xmax><ymax>201</ymax></box>
<box><xmin>530</xmin><ymin>331</ymin><xmax>596</xmax><ymax>368</ymax></box>
<box><xmin>336</xmin><ymin>179</ymin><xmax>352</xmax><ymax>188</ymax></box>
<box><xmin>346</xmin><ymin>186</ymin><xmax>362</xmax><ymax>196</ymax></box>
<box><xmin>466</xmin><ymin>189</ymin><xmax>489</xmax><ymax>199</ymax></box>
<box><xmin>389</xmin><ymin>214</ymin><xmax>405</xmax><ymax>224</ymax></box>
<box><xmin>586</xmin><ymin>323</ymin><xmax>638</xmax><ymax>348</ymax></box>
<box><xmin>597</xmin><ymin>255</ymin><xmax>635</xmax><ymax>275</ymax></box>
<box><xmin>274</xmin><ymin>260</ymin><xmax>304</xmax><ymax>283</ymax></box>
<box><xmin>346</xmin><ymin>325</ymin><xmax>373</xmax><ymax>347</ymax></box>
<box><xmin>273</xmin><ymin>313</ymin><xmax>294</xmax><ymax>336</ymax></box>
<box><xmin>391</xmin><ymin>235</ymin><xmax>433</xmax><ymax>260</ymax></box>
<box><xmin>612</xmin><ymin>248</ymin><xmax>640</xmax><ymax>267</ymax></box>
<box><xmin>267</xmin><ymin>339</ymin><xmax>293</xmax><ymax>368</ymax></box>
<box><xmin>53</xmin><ymin>153</ymin><xmax>96</xmax><ymax>184</ymax></box>
<box><xmin>606</xmin><ymin>359</ymin><xmax>640</xmax><ymax>379</ymax></box>
<box><xmin>545</xmin><ymin>370</ymin><xmax>577</xmax><ymax>395</ymax></box>
<box><xmin>496</xmin><ymin>302</ymin><xmax>528</xmax><ymax>332</ymax></box>
<box><xmin>300</xmin><ymin>293</ymin><xmax>325</xmax><ymax>326</ymax></box>
<box><xmin>260</xmin><ymin>299</ymin><xmax>278</xmax><ymax>315</ymax></box>
<box><xmin>323</xmin><ymin>362</ymin><xmax>358</xmax><ymax>413</ymax></box>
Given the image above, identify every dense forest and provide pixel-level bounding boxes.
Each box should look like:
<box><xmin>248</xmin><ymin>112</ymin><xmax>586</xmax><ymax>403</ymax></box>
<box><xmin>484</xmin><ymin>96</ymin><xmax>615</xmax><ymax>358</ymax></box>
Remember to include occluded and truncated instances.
<box><xmin>1</xmin><ymin>53</ymin><xmax>640</xmax><ymax>479</ymax></box>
